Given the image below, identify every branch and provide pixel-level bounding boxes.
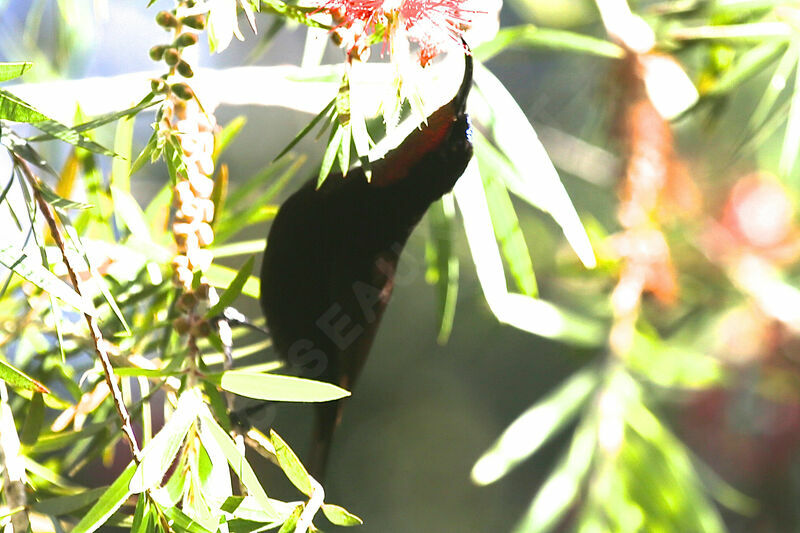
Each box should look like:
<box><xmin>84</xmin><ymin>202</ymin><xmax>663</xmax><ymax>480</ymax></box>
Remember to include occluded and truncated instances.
<box><xmin>14</xmin><ymin>156</ymin><xmax>142</xmax><ymax>462</ymax></box>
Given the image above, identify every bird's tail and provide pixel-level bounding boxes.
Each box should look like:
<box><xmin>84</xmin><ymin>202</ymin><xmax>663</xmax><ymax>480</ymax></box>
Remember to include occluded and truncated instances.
<box><xmin>309</xmin><ymin>399</ymin><xmax>346</xmax><ymax>479</ymax></box>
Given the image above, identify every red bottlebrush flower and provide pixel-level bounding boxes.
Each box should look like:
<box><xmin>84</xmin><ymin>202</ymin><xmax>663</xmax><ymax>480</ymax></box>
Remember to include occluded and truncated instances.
<box><xmin>317</xmin><ymin>0</ymin><xmax>475</xmax><ymax>65</ymax></box>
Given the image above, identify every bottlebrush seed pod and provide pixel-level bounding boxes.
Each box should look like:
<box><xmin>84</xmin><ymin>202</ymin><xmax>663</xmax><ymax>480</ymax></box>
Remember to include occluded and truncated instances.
<box><xmin>155</xmin><ymin>10</ymin><xmax>178</xmax><ymax>28</ymax></box>
<box><xmin>177</xmin><ymin>60</ymin><xmax>194</xmax><ymax>78</ymax></box>
<box><xmin>172</xmin><ymin>316</ymin><xmax>191</xmax><ymax>335</ymax></box>
<box><xmin>177</xmin><ymin>291</ymin><xmax>198</xmax><ymax>312</ymax></box>
<box><xmin>175</xmin><ymin>33</ymin><xmax>199</xmax><ymax>48</ymax></box>
<box><xmin>181</xmin><ymin>15</ymin><xmax>206</xmax><ymax>30</ymax></box>
<box><xmin>149</xmin><ymin>45</ymin><xmax>167</xmax><ymax>61</ymax></box>
<box><xmin>189</xmin><ymin>318</ymin><xmax>211</xmax><ymax>338</ymax></box>
<box><xmin>150</xmin><ymin>78</ymin><xmax>168</xmax><ymax>94</ymax></box>
<box><xmin>171</xmin><ymin>83</ymin><xmax>194</xmax><ymax>101</ymax></box>
<box><xmin>164</xmin><ymin>48</ymin><xmax>181</xmax><ymax>67</ymax></box>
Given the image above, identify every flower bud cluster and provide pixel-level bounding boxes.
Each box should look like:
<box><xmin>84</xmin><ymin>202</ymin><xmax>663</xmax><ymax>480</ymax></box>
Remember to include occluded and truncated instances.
<box><xmin>150</xmin><ymin>2</ymin><xmax>218</xmax><ymax>341</ymax></box>
<box><xmin>150</xmin><ymin>7</ymin><xmax>204</xmax><ymax>101</ymax></box>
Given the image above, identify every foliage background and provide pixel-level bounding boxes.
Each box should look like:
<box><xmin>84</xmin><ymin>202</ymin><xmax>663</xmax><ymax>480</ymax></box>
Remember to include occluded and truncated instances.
<box><xmin>3</xmin><ymin>0</ymin><xmax>800</xmax><ymax>532</ymax></box>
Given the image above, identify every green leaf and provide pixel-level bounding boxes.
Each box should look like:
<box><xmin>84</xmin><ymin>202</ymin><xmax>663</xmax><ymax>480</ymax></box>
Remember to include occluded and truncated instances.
<box><xmin>215</xmin><ymin>115</ymin><xmax>247</xmax><ymax>159</ymax></box>
<box><xmin>206</xmin><ymin>256</ymin><xmax>254</xmax><ymax>318</ymax></box>
<box><xmin>19</xmin><ymin>392</ymin><xmax>45</xmax><ymax>444</ymax></box>
<box><xmin>425</xmin><ymin>196</ymin><xmax>459</xmax><ymax>344</ymax></box>
<box><xmin>221</xmin><ymin>496</ymin><xmax>244</xmax><ymax>513</ymax></box>
<box><xmin>474</xmin><ymin>25</ymin><xmax>624</xmax><ymax>63</ymax></box>
<box><xmin>454</xmin><ymin>165</ymin><xmax>605</xmax><ymax>346</ymax></box>
<box><xmin>321</xmin><ymin>504</ymin><xmax>363</xmax><ymax>526</ymax></box>
<box><xmin>196</xmin><ymin>407</ymin><xmax>282</xmax><ymax>521</ymax></box>
<box><xmin>27</xmin><ymin>94</ymin><xmax>159</xmax><ymax>141</ymax></box>
<box><xmin>472</xmin><ymin>366</ymin><xmax>599</xmax><ymax>486</ymax></box>
<box><xmin>210</xmin><ymin>240</ymin><xmax>265</xmax><ymax>258</ymax></box>
<box><xmin>0</xmin><ymin>62</ymin><xmax>33</xmax><ymax>82</ymax></box>
<box><xmin>0</xmin><ymin>358</ymin><xmax>49</xmax><ymax>393</ymax></box>
<box><xmin>780</xmin><ymin>51</ymin><xmax>800</xmax><ymax>177</ymax></box>
<box><xmin>318</xmin><ymin>122</ymin><xmax>343</xmax><ymax>188</ymax></box>
<box><xmin>111</xmin><ymin>114</ymin><xmax>136</xmax><ymax>193</ymax></box>
<box><xmin>35</xmin><ymin>179</ymin><xmax>92</xmax><ymax>210</ymax></box>
<box><xmin>512</xmin><ymin>416</ymin><xmax>597</xmax><ymax>533</ymax></box>
<box><xmin>269</xmin><ymin>429</ymin><xmax>312</xmax><ymax>497</ymax></box>
<box><xmin>71</xmin><ymin>461</ymin><xmax>136</xmax><ymax>533</ymax></box>
<box><xmin>274</xmin><ymin>97</ymin><xmax>336</xmax><ymax>162</ymax></box>
<box><xmin>32</xmin><ymin>487</ymin><xmax>108</xmax><ymax>516</ymax></box>
<box><xmin>260</xmin><ymin>0</ymin><xmax>330</xmax><ymax>29</ymax></box>
<box><xmin>0</xmin><ymin>243</ymin><xmax>95</xmax><ymax>316</ymax></box>
<box><xmin>473</xmin><ymin>62</ymin><xmax>595</xmax><ymax>268</ymax></box>
<box><xmin>110</xmin><ymin>186</ymin><xmax>151</xmax><ymax>242</ymax></box>
<box><xmin>0</xmin><ymin>88</ymin><xmax>50</xmax><ymax>123</ymax></box>
<box><xmin>130</xmin><ymin>495</ymin><xmax>149</xmax><ymax>533</ymax></box>
<box><xmin>220</xmin><ymin>371</ymin><xmax>351</xmax><ymax>403</ymax></box>
<box><xmin>129</xmin><ymin>131</ymin><xmax>159</xmax><ymax>177</ymax></box>
<box><xmin>277</xmin><ymin>505</ymin><xmax>303</xmax><ymax>533</ymax></box>
<box><xmin>706</xmin><ymin>41</ymin><xmax>785</xmax><ymax>95</ymax></box>
<box><xmin>206</xmin><ymin>264</ymin><xmax>260</xmax><ymax>299</ymax></box>
<box><xmin>31</xmin><ymin>119</ymin><xmax>115</xmax><ymax>156</ymax></box>
<box><xmin>476</xmin><ymin>133</ymin><xmax>538</xmax><ymax>297</ymax></box>
<box><xmin>129</xmin><ymin>388</ymin><xmax>200</xmax><ymax>493</ymax></box>
<box><xmin>159</xmin><ymin>505</ymin><xmax>215</xmax><ymax>533</ymax></box>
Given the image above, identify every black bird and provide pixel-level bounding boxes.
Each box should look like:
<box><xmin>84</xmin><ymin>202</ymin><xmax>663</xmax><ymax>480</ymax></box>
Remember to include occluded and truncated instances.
<box><xmin>260</xmin><ymin>49</ymin><xmax>474</xmax><ymax>477</ymax></box>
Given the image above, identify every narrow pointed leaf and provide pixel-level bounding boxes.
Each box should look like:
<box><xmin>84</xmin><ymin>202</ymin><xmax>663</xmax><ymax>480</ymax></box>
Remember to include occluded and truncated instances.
<box><xmin>0</xmin><ymin>88</ymin><xmax>50</xmax><ymax>123</ymax></box>
<box><xmin>220</xmin><ymin>371</ymin><xmax>350</xmax><ymax>403</ymax></box>
<box><xmin>197</xmin><ymin>407</ymin><xmax>281</xmax><ymax>520</ymax></box>
<box><xmin>321</xmin><ymin>504</ymin><xmax>363</xmax><ymax>526</ymax></box>
<box><xmin>472</xmin><ymin>366</ymin><xmax>599</xmax><ymax>485</ymax></box>
<box><xmin>129</xmin><ymin>389</ymin><xmax>200</xmax><ymax>493</ymax></box>
<box><xmin>0</xmin><ymin>358</ymin><xmax>49</xmax><ymax>393</ymax></box>
<box><xmin>71</xmin><ymin>461</ymin><xmax>136</xmax><ymax>533</ymax></box>
<box><xmin>0</xmin><ymin>62</ymin><xmax>33</xmax><ymax>82</ymax></box>
<box><xmin>0</xmin><ymin>243</ymin><xmax>95</xmax><ymax>316</ymax></box>
<box><xmin>473</xmin><ymin>63</ymin><xmax>595</xmax><ymax>268</ymax></box>
<box><xmin>270</xmin><ymin>429</ymin><xmax>312</xmax><ymax>496</ymax></box>
<box><xmin>205</xmin><ymin>255</ymin><xmax>254</xmax><ymax>318</ymax></box>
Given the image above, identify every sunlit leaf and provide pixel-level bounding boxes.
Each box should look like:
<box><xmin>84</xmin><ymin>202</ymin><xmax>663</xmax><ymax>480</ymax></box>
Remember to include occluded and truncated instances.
<box><xmin>205</xmin><ymin>255</ymin><xmax>254</xmax><ymax>318</ymax></box>
<box><xmin>220</xmin><ymin>371</ymin><xmax>350</xmax><ymax>403</ymax></box>
<box><xmin>196</xmin><ymin>407</ymin><xmax>283</xmax><ymax>521</ymax></box>
<box><xmin>71</xmin><ymin>461</ymin><xmax>136</xmax><ymax>533</ymax></box>
<box><xmin>32</xmin><ymin>487</ymin><xmax>108</xmax><ymax>517</ymax></box>
<box><xmin>274</xmin><ymin>97</ymin><xmax>336</xmax><ymax>163</ymax></box>
<box><xmin>472</xmin><ymin>366</ymin><xmax>599</xmax><ymax>485</ymax></box>
<box><xmin>129</xmin><ymin>389</ymin><xmax>200</xmax><ymax>493</ymax></box>
<box><xmin>425</xmin><ymin>195</ymin><xmax>459</xmax><ymax>344</ymax></box>
<box><xmin>0</xmin><ymin>88</ymin><xmax>50</xmax><ymax>123</ymax></box>
<box><xmin>454</xmin><ymin>163</ymin><xmax>605</xmax><ymax>345</ymax></box>
<box><xmin>0</xmin><ymin>62</ymin><xmax>33</xmax><ymax>82</ymax></box>
<box><xmin>474</xmin><ymin>25</ymin><xmax>624</xmax><ymax>63</ymax></box>
<box><xmin>270</xmin><ymin>429</ymin><xmax>313</xmax><ymax>497</ymax></box>
<box><xmin>318</xmin><ymin>122</ymin><xmax>344</xmax><ymax>187</ymax></box>
<box><xmin>214</xmin><ymin>115</ymin><xmax>247</xmax><ymax>160</ymax></box>
<box><xmin>0</xmin><ymin>243</ymin><xmax>95</xmax><ymax>316</ymax></box>
<box><xmin>321</xmin><ymin>504</ymin><xmax>363</xmax><ymax>526</ymax></box>
<box><xmin>19</xmin><ymin>392</ymin><xmax>45</xmax><ymax>444</ymax></box>
<box><xmin>206</xmin><ymin>263</ymin><xmax>260</xmax><ymax>299</ymax></box>
<box><xmin>0</xmin><ymin>358</ymin><xmax>49</xmax><ymax>394</ymax></box>
<box><xmin>472</xmin><ymin>62</ymin><xmax>595</xmax><ymax>268</ymax></box>
<box><xmin>475</xmin><ymin>133</ymin><xmax>538</xmax><ymax>297</ymax></box>
<box><xmin>512</xmin><ymin>416</ymin><xmax>597</xmax><ymax>533</ymax></box>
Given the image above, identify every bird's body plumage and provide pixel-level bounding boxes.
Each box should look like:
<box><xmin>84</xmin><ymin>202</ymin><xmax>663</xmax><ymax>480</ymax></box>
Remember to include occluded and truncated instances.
<box><xmin>260</xmin><ymin>51</ymin><xmax>473</xmax><ymax>476</ymax></box>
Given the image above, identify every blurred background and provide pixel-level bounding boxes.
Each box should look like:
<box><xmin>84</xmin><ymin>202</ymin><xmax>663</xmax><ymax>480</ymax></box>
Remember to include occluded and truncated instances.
<box><xmin>4</xmin><ymin>0</ymin><xmax>800</xmax><ymax>532</ymax></box>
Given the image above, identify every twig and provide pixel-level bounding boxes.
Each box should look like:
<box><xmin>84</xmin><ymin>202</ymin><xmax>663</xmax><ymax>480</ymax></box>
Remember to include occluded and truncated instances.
<box><xmin>0</xmin><ymin>383</ymin><xmax>29</xmax><ymax>532</ymax></box>
<box><xmin>295</xmin><ymin>476</ymin><xmax>325</xmax><ymax>533</ymax></box>
<box><xmin>14</xmin><ymin>156</ymin><xmax>142</xmax><ymax>462</ymax></box>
